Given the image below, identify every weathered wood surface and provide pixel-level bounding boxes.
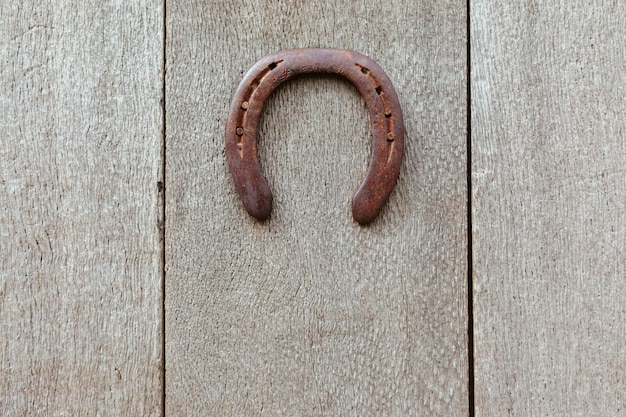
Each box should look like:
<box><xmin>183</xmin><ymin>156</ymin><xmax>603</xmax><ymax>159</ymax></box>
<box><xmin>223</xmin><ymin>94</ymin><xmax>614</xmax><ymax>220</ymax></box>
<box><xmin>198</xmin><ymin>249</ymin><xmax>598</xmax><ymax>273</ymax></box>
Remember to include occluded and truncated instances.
<box><xmin>471</xmin><ymin>1</ymin><xmax>626</xmax><ymax>416</ymax></box>
<box><xmin>0</xmin><ymin>2</ymin><xmax>164</xmax><ymax>415</ymax></box>
<box><xmin>165</xmin><ymin>1</ymin><xmax>468</xmax><ymax>416</ymax></box>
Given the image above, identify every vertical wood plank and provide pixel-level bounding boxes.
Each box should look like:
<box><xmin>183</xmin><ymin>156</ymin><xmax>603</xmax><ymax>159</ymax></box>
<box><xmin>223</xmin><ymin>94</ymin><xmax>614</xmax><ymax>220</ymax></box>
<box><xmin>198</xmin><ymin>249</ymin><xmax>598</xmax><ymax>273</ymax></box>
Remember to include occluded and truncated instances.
<box><xmin>166</xmin><ymin>1</ymin><xmax>468</xmax><ymax>416</ymax></box>
<box><xmin>0</xmin><ymin>1</ymin><xmax>164</xmax><ymax>415</ymax></box>
<box><xmin>472</xmin><ymin>1</ymin><xmax>626</xmax><ymax>416</ymax></box>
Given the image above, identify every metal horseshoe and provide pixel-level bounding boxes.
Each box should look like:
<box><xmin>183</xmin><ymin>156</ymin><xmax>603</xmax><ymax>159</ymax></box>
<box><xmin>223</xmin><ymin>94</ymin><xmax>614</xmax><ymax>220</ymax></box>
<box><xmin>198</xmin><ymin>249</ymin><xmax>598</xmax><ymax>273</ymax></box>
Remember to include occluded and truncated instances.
<box><xmin>225</xmin><ymin>48</ymin><xmax>404</xmax><ymax>224</ymax></box>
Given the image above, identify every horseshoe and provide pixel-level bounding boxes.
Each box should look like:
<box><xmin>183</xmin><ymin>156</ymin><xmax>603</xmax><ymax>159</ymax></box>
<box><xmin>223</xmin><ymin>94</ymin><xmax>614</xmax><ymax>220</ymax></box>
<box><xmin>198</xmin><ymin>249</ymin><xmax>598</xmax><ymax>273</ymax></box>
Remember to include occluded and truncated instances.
<box><xmin>225</xmin><ymin>48</ymin><xmax>404</xmax><ymax>224</ymax></box>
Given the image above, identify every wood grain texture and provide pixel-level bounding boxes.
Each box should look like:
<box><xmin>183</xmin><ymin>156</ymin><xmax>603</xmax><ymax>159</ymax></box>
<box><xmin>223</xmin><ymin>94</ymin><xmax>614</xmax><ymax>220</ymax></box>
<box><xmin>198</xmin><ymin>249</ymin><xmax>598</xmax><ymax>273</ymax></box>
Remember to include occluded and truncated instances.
<box><xmin>165</xmin><ymin>1</ymin><xmax>468</xmax><ymax>416</ymax></box>
<box><xmin>471</xmin><ymin>1</ymin><xmax>626</xmax><ymax>416</ymax></box>
<box><xmin>0</xmin><ymin>2</ymin><xmax>163</xmax><ymax>415</ymax></box>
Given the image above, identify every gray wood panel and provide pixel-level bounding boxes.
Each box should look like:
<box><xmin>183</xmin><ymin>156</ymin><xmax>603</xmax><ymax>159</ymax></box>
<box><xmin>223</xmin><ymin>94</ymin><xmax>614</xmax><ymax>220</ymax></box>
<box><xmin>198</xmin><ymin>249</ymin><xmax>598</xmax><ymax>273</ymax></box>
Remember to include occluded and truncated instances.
<box><xmin>0</xmin><ymin>2</ymin><xmax>164</xmax><ymax>415</ymax></box>
<box><xmin>165</xmin><ymin>0</ymin><xmax>468</xmax><ymax>416</ymax></box>
<box><xmin>471</xmin><ymin>1</ymin><xmax>626</xmax><ymax>416</ymax></box>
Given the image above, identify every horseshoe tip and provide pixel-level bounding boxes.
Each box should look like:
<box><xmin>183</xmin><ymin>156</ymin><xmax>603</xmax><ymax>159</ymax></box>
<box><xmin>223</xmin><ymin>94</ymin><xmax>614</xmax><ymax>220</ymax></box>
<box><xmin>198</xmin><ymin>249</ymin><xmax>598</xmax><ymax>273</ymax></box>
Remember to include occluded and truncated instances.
<box><xmin>243</xmin><ymin>193</ymin><xmax>272</xmax><ymax>222</ymax></box>
<box><xmin>353</xmin><ymin>215</ymin><xmax>377</xmax><ymax>225</ymax></box>
<box><xmin>351</xmin><ymin>198</ymin><xmax>380</xmax><ymax>225</ymax></box>
<box><xmin>250</xmin><ymin>206</ymin><xmax>272</xmax><ymax>221</ymax></box>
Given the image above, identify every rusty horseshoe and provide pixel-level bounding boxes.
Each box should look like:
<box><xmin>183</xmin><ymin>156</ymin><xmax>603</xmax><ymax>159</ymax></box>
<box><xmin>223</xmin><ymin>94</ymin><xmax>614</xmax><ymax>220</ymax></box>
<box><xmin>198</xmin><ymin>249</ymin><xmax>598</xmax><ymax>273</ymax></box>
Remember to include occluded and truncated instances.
<box><xmin>225</xmin><ymin>48</ymin><xmax>404</xmax><ymax>224</ymax></box>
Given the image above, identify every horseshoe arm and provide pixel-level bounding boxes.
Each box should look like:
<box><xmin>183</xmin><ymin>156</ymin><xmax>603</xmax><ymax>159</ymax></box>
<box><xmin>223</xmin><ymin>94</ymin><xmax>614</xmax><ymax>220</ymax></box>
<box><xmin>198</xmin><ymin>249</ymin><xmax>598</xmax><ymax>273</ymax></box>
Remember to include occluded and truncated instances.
<box><xmin>225</xmin><ymin>48</ymin><xmax>405</xmax><ymax>224</ymax></box>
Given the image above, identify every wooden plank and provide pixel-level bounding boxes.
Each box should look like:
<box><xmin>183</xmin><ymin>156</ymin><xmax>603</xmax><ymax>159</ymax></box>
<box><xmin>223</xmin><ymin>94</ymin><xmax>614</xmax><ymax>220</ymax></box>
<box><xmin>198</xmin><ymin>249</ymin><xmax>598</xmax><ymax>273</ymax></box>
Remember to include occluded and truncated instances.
<box><xmin>165</xmin><ymin>1</ymin><xmax>468</xmax><ymax>416</ymax></box>
<box><xmin>471</xmin><ymin>1</ymin><xmax>626</xmax><ymax>416</ymax></box>
<box><xmin>0</xmin><ymin>2</ymin><xmax>163</xmax><ymax>415</ymax></box>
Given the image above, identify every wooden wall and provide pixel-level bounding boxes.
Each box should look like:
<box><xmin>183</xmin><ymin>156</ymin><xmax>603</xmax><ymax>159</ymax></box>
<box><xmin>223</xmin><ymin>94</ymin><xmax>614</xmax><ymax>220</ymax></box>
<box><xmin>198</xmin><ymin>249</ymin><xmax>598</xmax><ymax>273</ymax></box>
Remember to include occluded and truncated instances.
<box><xmin>471</xmin><ymin>1</ymin><xmax>625</xmax><ymax>416</ymax></box>
<box><xmin>1</xmin><ymin>1</ymin><xmax>623</xmax><ymax>416</ymax></box>
<box><xmin>165</xmin><ymin>0</ymin><xmax>467</xmax><ymax>416</ymax></box>
<box><xmin>0</xmin><ymin>1</ymin><xmax>164</xmax><ymax>415</ymax></box>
